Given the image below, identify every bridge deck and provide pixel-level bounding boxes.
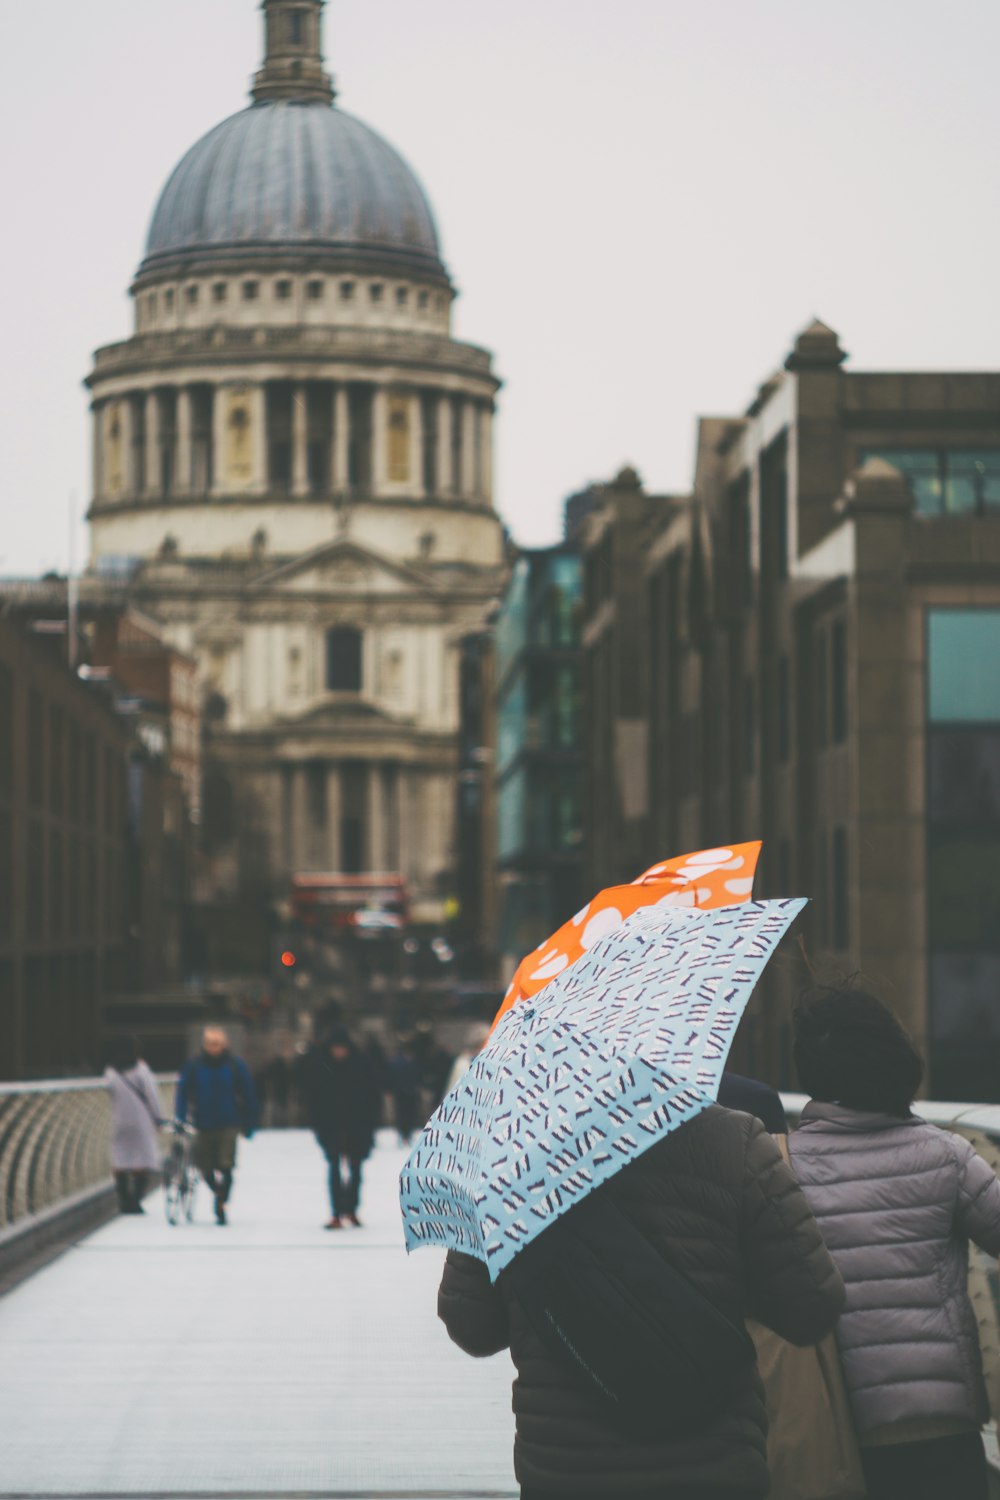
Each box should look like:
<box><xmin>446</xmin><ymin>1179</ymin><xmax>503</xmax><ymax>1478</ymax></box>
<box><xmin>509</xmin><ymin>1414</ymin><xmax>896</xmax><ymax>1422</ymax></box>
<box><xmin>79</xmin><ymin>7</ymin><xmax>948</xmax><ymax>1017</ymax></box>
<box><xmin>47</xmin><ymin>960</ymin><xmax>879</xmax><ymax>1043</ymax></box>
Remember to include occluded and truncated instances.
<box><xmin>0</xmin><ymin>1131</ymin><xmax>517</xmax><ymax>1500</ymax></box>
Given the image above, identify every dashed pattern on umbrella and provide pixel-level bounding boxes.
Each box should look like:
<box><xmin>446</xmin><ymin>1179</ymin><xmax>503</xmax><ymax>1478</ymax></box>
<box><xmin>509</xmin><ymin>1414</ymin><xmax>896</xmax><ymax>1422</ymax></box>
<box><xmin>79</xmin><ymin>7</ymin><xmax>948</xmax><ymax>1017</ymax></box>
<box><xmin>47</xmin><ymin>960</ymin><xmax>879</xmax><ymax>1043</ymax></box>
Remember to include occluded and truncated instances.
<box><xmin>400</xmin><ymin>898</ymin><xmax>805</xmax><ymax>1279</ymax></box>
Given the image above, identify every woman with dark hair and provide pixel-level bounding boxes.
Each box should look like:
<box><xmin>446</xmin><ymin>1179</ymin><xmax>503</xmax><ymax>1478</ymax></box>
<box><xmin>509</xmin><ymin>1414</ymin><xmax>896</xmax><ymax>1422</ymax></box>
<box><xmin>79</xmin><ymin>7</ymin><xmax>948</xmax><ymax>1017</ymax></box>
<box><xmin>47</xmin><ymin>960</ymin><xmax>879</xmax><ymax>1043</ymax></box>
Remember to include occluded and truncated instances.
<box><xmin>790</xmin><ymin>984</ymin><xmax>1000</xmax><ymax>1500</ymax></box>
<box><xmin>103</xmin><ymin>1035</ymin><xmax>163</xmax><ymax>1214</ymax></box>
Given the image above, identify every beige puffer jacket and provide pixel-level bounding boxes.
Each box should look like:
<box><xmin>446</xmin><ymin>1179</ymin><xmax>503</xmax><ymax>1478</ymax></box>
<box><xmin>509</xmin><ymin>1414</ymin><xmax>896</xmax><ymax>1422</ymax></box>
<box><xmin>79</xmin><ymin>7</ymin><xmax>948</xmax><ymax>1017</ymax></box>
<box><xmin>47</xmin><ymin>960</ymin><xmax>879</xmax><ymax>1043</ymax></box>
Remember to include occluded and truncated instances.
<box><xmin>789</xmin><ymin>1101</ymin><xmax>1000</xmax><ymax>1436</ymax></box>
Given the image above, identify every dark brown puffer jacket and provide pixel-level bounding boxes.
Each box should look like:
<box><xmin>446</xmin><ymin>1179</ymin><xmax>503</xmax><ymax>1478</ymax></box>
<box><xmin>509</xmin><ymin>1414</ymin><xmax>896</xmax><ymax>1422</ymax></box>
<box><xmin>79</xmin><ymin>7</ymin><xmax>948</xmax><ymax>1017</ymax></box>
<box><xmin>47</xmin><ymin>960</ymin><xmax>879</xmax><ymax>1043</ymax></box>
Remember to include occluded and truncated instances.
<box><xmin>438</xmin><ymin>1105</ymin><xmax>845</xmax><ymax>1497</ymax></box>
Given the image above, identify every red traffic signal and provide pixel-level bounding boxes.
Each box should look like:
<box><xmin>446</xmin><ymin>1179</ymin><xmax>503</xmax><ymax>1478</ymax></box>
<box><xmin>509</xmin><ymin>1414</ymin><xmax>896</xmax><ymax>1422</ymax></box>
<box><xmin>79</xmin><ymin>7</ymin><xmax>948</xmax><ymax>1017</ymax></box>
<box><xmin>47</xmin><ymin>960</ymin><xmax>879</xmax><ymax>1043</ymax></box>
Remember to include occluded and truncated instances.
<box><xmin>280</xmin><ymin>950</ymin><xmax>297</xmax><ymax>969</ymax></box>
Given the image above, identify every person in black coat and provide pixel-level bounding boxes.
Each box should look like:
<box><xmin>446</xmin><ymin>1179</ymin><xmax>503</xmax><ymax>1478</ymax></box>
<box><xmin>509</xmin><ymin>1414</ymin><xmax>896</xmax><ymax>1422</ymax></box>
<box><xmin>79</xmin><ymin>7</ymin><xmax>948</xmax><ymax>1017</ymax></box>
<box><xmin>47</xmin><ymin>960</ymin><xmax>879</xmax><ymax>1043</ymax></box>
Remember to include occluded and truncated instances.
<box><xmin>303</xmin><ymin>1025</ymin><xmax>379</xmax><ymax>1229</ymax></box>
<box><xmin>717</xmin><ymin>1071</ymin><xmax>789</xmax><ymax>1135</ymax></box>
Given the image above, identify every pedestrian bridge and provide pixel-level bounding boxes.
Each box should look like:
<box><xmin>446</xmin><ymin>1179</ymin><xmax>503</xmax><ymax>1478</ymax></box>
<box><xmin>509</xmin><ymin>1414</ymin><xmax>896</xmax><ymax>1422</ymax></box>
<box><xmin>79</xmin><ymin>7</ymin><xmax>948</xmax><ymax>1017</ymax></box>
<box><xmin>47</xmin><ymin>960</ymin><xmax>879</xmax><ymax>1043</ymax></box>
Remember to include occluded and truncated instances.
<box><xmin>0</xmin><ymin>1130</ymin><xmax>518</xmax><ymax>1499</ymax></box>
<box><xmin>4</xmin><ymin>1095</ymin><xmax>1000</xmax><ymax>1499</ymax></box>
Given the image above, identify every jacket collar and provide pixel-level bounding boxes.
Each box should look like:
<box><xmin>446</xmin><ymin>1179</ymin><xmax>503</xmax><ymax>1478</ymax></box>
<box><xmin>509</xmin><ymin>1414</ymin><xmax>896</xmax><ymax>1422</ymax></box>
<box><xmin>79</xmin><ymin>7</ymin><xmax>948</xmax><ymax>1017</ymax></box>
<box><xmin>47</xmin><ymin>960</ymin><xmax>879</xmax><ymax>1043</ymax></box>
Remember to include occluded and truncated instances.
<box><xmin>799</xmin><ymin>1099</ymin><xmax>919</xmax><ymax>1132</ymax></box>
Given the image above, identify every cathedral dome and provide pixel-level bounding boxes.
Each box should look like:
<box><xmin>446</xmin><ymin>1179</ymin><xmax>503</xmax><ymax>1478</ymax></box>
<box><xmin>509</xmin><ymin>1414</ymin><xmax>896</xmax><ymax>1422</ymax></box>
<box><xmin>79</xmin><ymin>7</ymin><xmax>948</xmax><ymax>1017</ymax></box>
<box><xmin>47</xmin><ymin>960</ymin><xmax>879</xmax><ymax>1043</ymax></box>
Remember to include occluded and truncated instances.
<box><xmin>139</xmin><ymin>100</ymin><xmax>446</xmax><ymax>284</ymax></box>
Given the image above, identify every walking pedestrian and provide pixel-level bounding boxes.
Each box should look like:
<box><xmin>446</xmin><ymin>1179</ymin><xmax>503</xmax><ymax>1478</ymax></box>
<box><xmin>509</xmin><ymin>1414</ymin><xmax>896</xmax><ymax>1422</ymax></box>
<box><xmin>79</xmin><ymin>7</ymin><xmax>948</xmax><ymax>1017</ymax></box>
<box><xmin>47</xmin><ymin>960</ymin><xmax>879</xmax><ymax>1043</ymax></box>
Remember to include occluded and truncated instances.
<box><xmin>416</xmin><ymin>1025</ymin><xmax>454</xmax><ymax>1113</ymax></box>
<box><xmin>438</xmin><ymin>1103</ymin><xmax>845</xmax><ymax>1498</ymax></box>
<box><xmin>717</xmin><ymin>1070</ymin><xmax>789</xmax><ymax>1134</ymax></box>
<box><xmin>303</xmin><ymin>1025</ymin><xmax>380</xmax><ymax>1229</ymax></box>
<box><xmin>103</xmin><ymin>1036</ymin><xmax>163</xmax><ymax>1214</ymax></box>
<box><xmin>790</xmin><ymin>983</ymin><xmax>1000</xmax><ymax>1500</ymax></box>
<box><xmin>387</xmin><ymin>1037</ymin><xmax>422</xmax><ymax>1144</ymax></box>
<box><xmin>443</xmin><ymin>1023</ymin><xmax>490</xmax><ymax>1097</ymax></box>
<box><xmin>175</xmin><ymin>1027</ymin><xmax>259</xmax><ymax>1225</ymax></box>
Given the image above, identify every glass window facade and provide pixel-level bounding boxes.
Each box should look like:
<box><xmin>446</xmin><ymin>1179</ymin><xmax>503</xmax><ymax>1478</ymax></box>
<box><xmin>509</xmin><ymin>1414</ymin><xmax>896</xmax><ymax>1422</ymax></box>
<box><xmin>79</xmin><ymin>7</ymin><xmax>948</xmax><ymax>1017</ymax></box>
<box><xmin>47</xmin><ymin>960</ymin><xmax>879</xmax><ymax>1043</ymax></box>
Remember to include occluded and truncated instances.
<box><xmin>862</xmin><ymin>448</ymin><xmax>1000</xmax><ymax>517</ymax></box>
<box><xmin>495</xmin><ymin>550</ymin><xmax>584</xmax><ymax>927</ymax></box>
<box><xmin>928</xmin><ymin>610</ymin><xmax>1000</xmax><ymax>723</ymax></box>
<box><xmin>926</xmin><ymin>608</ymin><xmax>1000</xmax><ymax>1098</ymax></box>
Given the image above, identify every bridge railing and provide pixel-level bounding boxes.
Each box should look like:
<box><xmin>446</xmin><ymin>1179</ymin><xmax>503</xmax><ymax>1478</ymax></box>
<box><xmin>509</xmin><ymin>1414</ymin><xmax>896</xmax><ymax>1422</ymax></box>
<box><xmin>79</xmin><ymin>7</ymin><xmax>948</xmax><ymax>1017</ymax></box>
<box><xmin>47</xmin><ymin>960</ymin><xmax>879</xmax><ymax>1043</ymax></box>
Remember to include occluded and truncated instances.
<box><xmin>0</xmin><ymin>1076</ymin><xmax>176</xmax><ymax>1232</ymax></box>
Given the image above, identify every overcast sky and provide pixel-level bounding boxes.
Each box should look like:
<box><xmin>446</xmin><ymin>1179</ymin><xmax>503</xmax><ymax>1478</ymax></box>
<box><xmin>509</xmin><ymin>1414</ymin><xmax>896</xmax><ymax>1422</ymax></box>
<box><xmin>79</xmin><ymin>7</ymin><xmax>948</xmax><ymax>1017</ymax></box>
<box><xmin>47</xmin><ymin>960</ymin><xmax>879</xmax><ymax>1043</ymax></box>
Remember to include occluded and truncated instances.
<box><xmin>2</xmin><ymin>0</ymin><xmax>999</xmax><ymax>575</ymax></box>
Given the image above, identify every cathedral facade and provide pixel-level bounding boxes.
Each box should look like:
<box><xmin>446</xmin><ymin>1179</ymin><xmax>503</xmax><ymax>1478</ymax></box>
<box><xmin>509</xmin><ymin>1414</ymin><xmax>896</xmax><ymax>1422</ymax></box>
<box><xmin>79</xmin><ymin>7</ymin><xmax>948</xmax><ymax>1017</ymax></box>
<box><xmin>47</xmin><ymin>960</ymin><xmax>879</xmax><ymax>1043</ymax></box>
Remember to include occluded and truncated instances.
<box><xmin>86</xmin><ymin>0</ymin><xmax>506</xmax><ymax>922</ymax></box>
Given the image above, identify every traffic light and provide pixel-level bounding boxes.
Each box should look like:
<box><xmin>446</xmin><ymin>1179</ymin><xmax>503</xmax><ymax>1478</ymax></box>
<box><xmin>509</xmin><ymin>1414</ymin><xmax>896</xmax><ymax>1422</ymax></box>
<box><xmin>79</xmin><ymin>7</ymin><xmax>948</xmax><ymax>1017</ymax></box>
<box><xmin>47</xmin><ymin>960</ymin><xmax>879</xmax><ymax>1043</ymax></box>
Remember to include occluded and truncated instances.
<box><xmin>271</xmin><ymin>936</ymin><xmax>301</xmax><ymax>982</ymax></box>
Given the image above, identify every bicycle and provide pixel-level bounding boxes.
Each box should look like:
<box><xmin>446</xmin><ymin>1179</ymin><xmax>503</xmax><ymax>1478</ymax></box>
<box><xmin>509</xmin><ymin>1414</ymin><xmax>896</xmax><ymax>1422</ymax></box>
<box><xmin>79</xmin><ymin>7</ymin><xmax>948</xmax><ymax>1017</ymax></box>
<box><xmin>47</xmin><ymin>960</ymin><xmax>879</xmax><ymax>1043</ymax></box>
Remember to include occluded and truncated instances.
<box><xmin>163</xmin><ymin>1120</ymin><xmax>198</xmax><ymax>1225</ymax></box>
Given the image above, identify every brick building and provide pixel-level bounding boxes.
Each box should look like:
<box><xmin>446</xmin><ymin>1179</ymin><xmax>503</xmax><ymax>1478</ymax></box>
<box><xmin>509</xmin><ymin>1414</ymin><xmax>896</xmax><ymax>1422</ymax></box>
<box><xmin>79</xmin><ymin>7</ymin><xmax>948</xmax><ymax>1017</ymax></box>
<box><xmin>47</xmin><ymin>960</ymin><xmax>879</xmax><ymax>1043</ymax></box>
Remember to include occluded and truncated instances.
<box><xmin>0</xmin><ymin>617</ymin><xmax>128</xmax><ymax>1076</ymax></box>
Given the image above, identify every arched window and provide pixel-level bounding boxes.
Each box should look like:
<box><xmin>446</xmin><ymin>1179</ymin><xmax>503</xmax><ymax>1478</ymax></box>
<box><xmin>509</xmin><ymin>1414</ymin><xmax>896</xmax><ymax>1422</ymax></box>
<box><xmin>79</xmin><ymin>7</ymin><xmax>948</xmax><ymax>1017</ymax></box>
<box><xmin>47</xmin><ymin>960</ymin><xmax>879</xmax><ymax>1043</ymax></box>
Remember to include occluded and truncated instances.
<box><xmin>325</xmin><ymin>626</ymin><xmax>362</xmax><ymax>692</ymax></box>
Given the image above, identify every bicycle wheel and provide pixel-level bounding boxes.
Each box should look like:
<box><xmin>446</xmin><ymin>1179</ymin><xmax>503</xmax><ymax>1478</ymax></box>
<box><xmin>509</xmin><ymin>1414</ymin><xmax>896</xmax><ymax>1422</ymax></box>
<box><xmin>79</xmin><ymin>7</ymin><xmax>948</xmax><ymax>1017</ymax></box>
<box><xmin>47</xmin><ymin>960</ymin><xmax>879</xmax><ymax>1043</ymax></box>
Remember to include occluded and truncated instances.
<box><xmin>164</xmin><ymin>1146</ymin><xmax>183</xmax><ymax>1225</ymax></box>
<box><xmin>182</xmin><ymin>1157</ymin><xmax>198</xmax><ymax>1222</ymax></box>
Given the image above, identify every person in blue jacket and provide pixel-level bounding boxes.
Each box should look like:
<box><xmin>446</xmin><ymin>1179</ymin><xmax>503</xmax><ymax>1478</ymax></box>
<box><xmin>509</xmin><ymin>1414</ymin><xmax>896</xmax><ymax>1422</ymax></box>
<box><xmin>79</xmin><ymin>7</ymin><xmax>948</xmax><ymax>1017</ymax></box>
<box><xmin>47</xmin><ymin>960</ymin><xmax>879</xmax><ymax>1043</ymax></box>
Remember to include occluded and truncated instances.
<box><xmin>175</xmin><ymin>1026</ymin><xmax>259</xmax><ymax>1224</ymax></box>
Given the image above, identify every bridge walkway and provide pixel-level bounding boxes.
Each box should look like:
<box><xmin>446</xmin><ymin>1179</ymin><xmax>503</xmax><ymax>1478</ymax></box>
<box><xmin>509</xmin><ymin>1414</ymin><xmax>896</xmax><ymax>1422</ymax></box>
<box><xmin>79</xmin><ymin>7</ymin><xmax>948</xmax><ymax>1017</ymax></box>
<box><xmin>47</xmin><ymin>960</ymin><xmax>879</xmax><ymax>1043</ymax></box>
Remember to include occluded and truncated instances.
<box><xmin>0</xmin><ymin>1130</ymin><xmax>516</xmax><ymax>1500</ymax></box>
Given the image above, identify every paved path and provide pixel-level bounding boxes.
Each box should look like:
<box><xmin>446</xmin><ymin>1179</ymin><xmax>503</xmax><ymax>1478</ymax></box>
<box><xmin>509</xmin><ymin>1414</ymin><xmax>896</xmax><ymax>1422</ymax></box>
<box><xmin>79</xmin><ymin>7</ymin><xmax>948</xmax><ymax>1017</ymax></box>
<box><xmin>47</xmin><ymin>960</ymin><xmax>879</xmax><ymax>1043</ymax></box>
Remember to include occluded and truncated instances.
<box><xmin>0</xmin><ymin>1132</ymin><xmax>517</xmax><ymax>1500</ymax></box>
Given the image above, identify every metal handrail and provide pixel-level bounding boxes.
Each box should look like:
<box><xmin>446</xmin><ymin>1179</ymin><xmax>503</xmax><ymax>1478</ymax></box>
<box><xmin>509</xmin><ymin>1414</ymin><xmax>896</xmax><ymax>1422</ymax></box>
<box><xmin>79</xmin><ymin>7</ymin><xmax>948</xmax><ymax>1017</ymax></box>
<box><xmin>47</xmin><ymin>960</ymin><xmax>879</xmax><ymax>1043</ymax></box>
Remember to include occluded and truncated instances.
<box><xmin>0</xmin><ymin>1076</ymin><xmax>177</xmax><ymax>1231</ymax></box>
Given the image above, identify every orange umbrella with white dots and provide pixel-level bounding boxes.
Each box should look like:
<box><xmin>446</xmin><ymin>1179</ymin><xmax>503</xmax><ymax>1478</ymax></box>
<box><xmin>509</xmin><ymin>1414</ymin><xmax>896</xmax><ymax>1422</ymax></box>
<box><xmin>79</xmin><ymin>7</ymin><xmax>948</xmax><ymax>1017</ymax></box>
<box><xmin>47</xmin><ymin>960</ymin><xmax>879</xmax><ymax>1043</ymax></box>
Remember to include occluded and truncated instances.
<box><xmin>490</xmin><ymin>842</ymin><xmax>762</xmax><ymax>1033</ymax></box>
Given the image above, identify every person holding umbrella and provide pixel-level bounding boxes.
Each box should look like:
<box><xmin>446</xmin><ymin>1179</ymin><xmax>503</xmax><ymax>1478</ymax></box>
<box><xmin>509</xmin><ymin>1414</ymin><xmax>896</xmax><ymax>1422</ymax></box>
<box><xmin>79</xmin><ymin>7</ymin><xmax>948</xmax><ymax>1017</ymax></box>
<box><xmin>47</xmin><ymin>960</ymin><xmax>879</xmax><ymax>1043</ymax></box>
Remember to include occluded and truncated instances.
<box><xmin>404</xmin><ymin>897</ymin><xmax>846</xmax><ymax>1499</ymax></box>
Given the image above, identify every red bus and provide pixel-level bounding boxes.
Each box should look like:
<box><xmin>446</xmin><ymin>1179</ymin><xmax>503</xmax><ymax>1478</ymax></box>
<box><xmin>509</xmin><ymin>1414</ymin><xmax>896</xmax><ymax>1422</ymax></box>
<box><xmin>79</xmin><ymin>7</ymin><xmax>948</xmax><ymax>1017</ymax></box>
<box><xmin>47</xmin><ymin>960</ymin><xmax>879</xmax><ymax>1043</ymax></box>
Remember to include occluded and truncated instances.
<box><xmin>289</xmin><ymin>873</ymin><xmax>408</xmax><ymax>936</ymax></box>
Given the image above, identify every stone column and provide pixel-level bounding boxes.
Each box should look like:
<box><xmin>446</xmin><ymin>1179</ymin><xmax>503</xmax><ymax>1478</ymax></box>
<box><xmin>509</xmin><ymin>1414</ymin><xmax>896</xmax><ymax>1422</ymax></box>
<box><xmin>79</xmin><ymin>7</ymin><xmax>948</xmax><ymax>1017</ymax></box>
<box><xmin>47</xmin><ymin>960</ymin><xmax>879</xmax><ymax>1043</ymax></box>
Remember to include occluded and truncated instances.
<box><xmin>333</xmin><ymin>385</ymin><xmax>350</xmax><ymax>493</ymax></box>
<box><xmin>436</xmin><ymin>395</ymin><xmax>452</xmax><ymax>495</ymax></box>
<box><xmin>144</xmin><ymin>392</ymin><xmax>161</xmax><ymax>495</ymax></box>
<box><xmin>211</xmin><ymin>384</ymin><xmax>227</xmax><ymax>497</ymax></box>
<box><xmin>289</xmin><ymin>764</ymin><xmax>309</xmax><ymax>872</ymax></box>
<box><xmin>397</xmin><ymin>767</ymin><xmax>413</xmax><ymax>883</ymax></box>
<box><xmin>368</xmin><ymin>763</ymin><xmax>386</xmax><ymax>872</ymax></box>
<box><xmin>325</xmin><ymin>763</ymin><xmax>342</xmax><ymax>870</ymax></box>
<box><xmin>482</xmin><ymin>403</ymin><xmax>494</xmax><ymax>503</ymax></box>
<box><xmin>383</xmin><ymin>764</ymin><xmax>400</xmax><ymax>870</ymax></box>
<box><xmin>118</xmin><ymin>398</ymin><xmax>135</xmax><ymax>496</ymax></box>
<box><xmin>267</xmin><ymin>766</ymin><xmax>286</xmax><ymax>877</ymax></box>
<box><xmin>410</xmin><ymin>393</ymin><xmax>425</xmax><ymax>498</ymax></box>
<box><xmin>292</xmin><ymin>382</ymin><xmax>310</xmax><ymax>497</ymax></box>
<box><xmin>462</xmin><ymin>400</ymin><xmax>477</xmax><ymax>497</ymax></box>
<box><xmin>92</xmin><ymin>402</ymin><xmax>104</xmax><ymax>503</ymax></box>
<box><xmin>251</xmin><ymin>385</ymin><xmax>268</xmax><ymax>495</ymax></box>
<box><xmin>372</xmin><ymin>387</ymin><xmax>388</xmax><ymax>495</ymax></box>
<box><xmin>175</xmin><ymin>386</ymin><xmax>193</xmax><ymax>496</ymax></box>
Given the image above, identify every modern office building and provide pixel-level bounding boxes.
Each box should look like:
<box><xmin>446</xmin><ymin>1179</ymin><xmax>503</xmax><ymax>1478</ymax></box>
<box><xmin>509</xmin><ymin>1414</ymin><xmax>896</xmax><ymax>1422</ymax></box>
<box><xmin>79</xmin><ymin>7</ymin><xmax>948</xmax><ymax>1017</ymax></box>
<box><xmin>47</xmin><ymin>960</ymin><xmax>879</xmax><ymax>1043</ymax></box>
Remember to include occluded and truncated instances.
<box><xmin>495</xmin><ymin>545</ymin><xmax>585</xmax><ymax>981</ymax></box>
<box><xmin>582</xmin><ymin>320</ymin><xmax>1000</xmax><ymax>1098</ymax></box>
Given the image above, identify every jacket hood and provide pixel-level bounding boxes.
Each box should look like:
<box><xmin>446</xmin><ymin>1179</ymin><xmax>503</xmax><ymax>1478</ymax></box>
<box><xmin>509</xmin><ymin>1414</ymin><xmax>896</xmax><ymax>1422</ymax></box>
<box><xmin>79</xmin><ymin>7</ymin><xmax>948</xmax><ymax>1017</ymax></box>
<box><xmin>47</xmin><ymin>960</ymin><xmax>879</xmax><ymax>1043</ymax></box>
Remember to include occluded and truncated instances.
<box><xmin>798</xmin><ymin>1099</ymin><xmax>919</xmax><ymax>1133</ymax></box>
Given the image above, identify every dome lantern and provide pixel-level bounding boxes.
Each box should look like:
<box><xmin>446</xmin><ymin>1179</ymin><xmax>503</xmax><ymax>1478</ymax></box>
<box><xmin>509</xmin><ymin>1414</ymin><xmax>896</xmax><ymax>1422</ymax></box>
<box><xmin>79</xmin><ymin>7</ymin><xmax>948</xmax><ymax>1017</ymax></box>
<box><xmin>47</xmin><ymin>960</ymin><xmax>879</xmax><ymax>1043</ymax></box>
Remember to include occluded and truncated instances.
<box><xmin>252</xmin><ymin>0</ymin><xmax>335</xmax><ymax>106</ymax></box>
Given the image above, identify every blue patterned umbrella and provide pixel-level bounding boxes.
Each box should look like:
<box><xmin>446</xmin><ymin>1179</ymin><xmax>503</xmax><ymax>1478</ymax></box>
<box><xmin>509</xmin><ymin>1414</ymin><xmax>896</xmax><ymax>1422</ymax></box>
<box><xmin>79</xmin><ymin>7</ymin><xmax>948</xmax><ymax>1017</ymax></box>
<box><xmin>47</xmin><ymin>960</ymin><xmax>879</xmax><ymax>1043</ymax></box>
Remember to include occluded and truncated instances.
<box><xmin>399</xmin><ymin>897</ymin><xmax>805</xmax><ymax>1280</ymax></box>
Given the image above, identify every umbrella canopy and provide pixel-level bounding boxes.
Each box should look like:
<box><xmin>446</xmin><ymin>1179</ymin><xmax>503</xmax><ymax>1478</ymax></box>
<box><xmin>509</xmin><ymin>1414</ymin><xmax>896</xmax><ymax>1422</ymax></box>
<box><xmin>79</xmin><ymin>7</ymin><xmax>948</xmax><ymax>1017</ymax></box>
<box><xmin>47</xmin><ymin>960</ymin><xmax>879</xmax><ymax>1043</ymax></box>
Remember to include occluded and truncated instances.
<box><xmin>400</xmin><ymin>896</ymin><xmax>804</xmax><ymax>1280</ymax></box>
<box><xmin>490</xmin><ymin>842</ymin><xmax>761</xmax><ymax>1034</ymax></box>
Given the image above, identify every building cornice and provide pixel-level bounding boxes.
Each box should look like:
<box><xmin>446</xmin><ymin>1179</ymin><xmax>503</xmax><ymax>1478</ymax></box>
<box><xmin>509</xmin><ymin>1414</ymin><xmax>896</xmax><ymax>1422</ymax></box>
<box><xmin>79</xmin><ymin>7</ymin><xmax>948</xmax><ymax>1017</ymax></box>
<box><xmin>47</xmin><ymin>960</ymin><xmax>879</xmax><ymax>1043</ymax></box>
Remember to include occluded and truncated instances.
<box><xmin>87</xmin><ymin>325</ymin><xmax>498</xmax><ymax>389</ymax></box>
<box><xmin>87</xmin><ymin>491</ymin><xmax>502</xmax><ymax>524</ymax></box>
<box><xmin>133</xmin><ymin>243</ymin><xmax>452</xmax><ymax>293</ymax></box>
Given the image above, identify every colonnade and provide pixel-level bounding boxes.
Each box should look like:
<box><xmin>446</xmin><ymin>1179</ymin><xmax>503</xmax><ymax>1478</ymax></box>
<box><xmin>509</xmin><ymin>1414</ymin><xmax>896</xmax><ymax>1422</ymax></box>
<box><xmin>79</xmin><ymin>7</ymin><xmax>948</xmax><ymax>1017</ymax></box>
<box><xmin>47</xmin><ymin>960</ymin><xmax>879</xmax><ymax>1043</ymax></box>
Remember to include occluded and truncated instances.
<box><xmin>92</xmin><ymin>379</ymin><xmax>493</xmax><ymax>507</ymax></box>
<box><xmin>278</xmin><ymin>757</ymin><xmax>413</xmax><ymax>877</ymax></box>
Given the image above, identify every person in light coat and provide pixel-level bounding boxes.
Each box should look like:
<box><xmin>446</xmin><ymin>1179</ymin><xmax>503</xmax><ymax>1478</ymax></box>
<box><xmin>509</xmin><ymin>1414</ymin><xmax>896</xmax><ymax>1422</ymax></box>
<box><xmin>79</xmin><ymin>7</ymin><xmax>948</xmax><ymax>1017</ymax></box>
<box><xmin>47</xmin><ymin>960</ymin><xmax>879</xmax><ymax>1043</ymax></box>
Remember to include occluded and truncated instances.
<box><xmin>790</xmin><ymin>983</ymin><xmax>1000</xmax><ymax>1500</ymax></box>
<box><xmin>103</xmin><ymin>1036</ymin><xmax>163</xmax><ymax>1214</ymax></box>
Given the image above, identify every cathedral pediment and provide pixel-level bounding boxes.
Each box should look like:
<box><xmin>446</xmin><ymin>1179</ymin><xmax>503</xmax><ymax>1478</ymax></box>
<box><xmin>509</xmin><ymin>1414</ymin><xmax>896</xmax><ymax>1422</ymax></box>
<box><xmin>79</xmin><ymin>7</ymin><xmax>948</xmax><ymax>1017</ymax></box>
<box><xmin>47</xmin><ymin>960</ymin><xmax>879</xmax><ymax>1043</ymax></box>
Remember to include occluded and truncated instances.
<box><xmin>291</xmin><ymin>697</ymin><xmax>403</xmax><ymax>727</ymax></box>
<box><xmin>252</xmin><ymin>541</ymin><xmax>437</xmax><ymax>598</ymax></box>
